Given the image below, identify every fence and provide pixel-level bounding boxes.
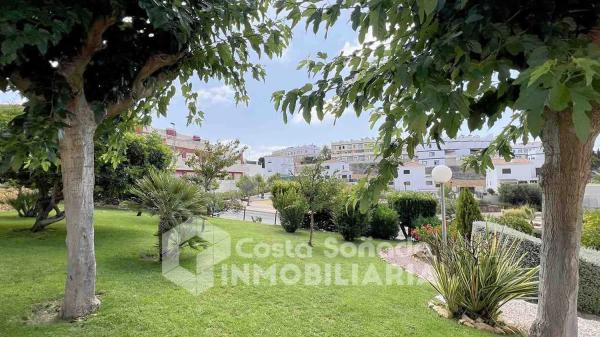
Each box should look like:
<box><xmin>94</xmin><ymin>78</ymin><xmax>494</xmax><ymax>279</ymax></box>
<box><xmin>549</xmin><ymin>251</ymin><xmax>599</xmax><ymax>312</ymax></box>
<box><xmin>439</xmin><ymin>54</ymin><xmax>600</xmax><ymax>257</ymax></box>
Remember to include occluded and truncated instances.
<box><xmin>217</xmin><ymin>207</ymin><xmax>279</xmax><ymax>225</ymax></box>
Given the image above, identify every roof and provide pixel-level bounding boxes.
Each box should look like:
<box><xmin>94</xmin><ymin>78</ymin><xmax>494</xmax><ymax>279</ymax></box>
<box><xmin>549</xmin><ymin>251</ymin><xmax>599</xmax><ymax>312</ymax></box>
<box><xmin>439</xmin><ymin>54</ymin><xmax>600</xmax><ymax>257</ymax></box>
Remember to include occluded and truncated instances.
<box><xmin>399</xmin><ymin>160</ymin><xmax>423</xmax><ymax>168</ymax></box>
<box><xmin>492</xmin><ymin>157</ymin><xmax>532</xmax><ymax>165</ymax></box>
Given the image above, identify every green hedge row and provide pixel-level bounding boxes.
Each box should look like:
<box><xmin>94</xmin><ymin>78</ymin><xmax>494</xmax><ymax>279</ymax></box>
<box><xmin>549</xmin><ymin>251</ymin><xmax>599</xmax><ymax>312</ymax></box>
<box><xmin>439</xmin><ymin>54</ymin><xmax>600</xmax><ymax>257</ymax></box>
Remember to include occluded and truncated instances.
<box><xmin>474</xmin><ymin>222</ymin><xmax>600</xmax><ymax>315</ymax></box>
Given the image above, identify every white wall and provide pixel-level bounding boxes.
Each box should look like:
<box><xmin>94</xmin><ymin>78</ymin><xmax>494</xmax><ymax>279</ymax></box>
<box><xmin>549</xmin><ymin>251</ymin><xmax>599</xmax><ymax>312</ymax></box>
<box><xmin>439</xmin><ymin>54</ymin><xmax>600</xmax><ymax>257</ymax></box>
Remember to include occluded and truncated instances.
<box><xmin>323</xmin><ymin>161</ymin><xmax>352</xmax><ymax>181</ymax></box>
<box><xmin>393</xmin><ymin>165</ymin><xmax>431</xmax><ymax>191</ymax></box>
<box><xmin>264</xmin><ymin>155</ymin><xmax>295</xmax><ymax>177</ymax></box>
<box><xmin>486</xmin><ymin>163</ymin><xmax>540</xmax><ymax>191</ymax></box>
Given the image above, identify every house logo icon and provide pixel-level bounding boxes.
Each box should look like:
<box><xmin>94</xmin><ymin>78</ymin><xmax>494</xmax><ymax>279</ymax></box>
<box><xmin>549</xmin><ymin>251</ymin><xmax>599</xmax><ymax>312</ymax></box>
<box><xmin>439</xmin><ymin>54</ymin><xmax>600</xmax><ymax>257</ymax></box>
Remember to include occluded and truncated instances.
<box><xmin>161</xmin><ymin>218</ymin><xmax>230</xmax><ymax>295</ymax></box>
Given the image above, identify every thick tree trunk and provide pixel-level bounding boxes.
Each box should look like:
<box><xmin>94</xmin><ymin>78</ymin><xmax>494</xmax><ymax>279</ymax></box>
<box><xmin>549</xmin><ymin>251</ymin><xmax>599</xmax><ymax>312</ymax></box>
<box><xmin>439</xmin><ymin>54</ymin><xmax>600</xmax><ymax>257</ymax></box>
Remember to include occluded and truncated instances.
<box><xmin>530</xmin><ymin>110</ymin><xmax>599</xmax><ymax>337</ymax></box>
<box><xmin>60</xmin><ymin>96</ymin><xmax>99</xmax><ymax>319</ymax></box>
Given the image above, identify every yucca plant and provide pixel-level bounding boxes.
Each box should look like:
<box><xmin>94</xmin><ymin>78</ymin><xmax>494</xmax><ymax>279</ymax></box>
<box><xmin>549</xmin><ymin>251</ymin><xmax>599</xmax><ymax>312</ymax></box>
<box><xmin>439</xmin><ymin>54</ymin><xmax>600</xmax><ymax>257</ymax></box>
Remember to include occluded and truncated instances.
<box><xmin>6</xmin><ymin>189</ymin><xmax>38</xmax><ymax>218</ymax></box>
<box><xmin>429</xmin><ymin>232</ymin><xmax>539</xmax><ymax>324</ymax></box>
<box><xmin>128</xmin><ymin>171</ymin><xmax>207</xmax><ymax>261</ymax></box>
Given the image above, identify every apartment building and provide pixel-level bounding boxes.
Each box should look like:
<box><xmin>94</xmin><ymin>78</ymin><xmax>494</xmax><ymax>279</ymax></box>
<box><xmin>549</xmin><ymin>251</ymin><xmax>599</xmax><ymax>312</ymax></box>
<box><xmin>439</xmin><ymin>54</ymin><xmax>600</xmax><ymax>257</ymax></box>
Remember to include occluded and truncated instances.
<box><xmin>272</xmin><ymin>144</ymin><xmax>321</xmax><ymax>162</ymax></box>
<box><xmin>263</xmin><ymin>155</ymin><xmax>295</xmax><ymax>177</ymax></box>
<box><xmin>415</xmin><ymin>135</ymin><xmax>492</xmax><ymax>167</ymax></box>
<box><xmin>485</xmin><ymin>158</ymin><xmax>542</xmax><ymax>191</ymax></box>
<box><xmin>138</xmin><ymin>126</ymin><xmax>207</xmax><ymax>175</ymax></box>
<box><xmin>393</xmin><ymin>161</ymin><xmax>435</xmax><ymax>192</ymax></box>
<box><xmin>330</xmin><ymin>138</ymin><xmax>378</xmax><ymax>164</ymax></box>
<box><xmin>322</xmin><ymin>160</ymin><xmax>353</xmax><ymax>181</ymax></box>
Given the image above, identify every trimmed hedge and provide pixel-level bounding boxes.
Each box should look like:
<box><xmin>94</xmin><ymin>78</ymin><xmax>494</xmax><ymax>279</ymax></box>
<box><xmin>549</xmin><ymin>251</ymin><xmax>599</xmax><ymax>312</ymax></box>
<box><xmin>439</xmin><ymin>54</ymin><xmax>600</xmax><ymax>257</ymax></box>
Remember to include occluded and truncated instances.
<box><xmin>498</xmin><ymin>184</ymin><xmax>542</xmax><ymax>209</ymax></box>
<box><xmin>388</xmin><ymin>191</ymin><xmax>437</xmax><ymax>235</ymax></box>
<box><xmin>334</xmin><ymin>203</ymin><xmax>369</xmax><ymax>241</ymax></box>
<box><xmin>369</xmin><ymin>204</ymin><xmax>399</xmax><ymax>240</ymax></box>
<box><xmin>474</xmin><ymin>221</ymin><xmax>600</xmax><ymax>315</ymax></box>
<box><xmin>583</xmin><ymin>210</ymin><xmax>600</xmax><ymax>250</ymax></box>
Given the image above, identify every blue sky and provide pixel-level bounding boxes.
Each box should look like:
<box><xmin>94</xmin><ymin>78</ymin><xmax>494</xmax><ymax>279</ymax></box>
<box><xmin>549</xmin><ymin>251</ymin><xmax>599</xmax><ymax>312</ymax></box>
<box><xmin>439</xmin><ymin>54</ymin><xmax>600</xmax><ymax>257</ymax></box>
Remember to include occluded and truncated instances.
<box><xmin>0</xmin><ymin>13</ymin><xmax>520</xmax><ymax>160</ymax></box>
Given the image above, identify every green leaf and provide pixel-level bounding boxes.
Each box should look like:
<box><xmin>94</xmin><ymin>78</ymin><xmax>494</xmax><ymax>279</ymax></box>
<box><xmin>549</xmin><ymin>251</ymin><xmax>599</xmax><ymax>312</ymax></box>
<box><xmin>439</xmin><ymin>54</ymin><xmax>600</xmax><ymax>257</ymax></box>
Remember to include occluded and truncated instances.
<box><xmin>571</xmin><ymin>91</ymin><xmax>593</xmax><ymax>141</ymax></box>
<box><xmin>547</xmin><ymin>83</ymin><xmax>570</xmax><ymax>112</ymax></box>
<box><xmin>528</xmin><ymin>59</ymin><xmax>556</xmax><ymax>86</ymax></box>
<box><xmin>573</xmin><ymin>57</ymin><xmax>600</xmax><ymax>86</ymax></box>
<box><xmin>418</xmin><ymin>0</ymin><xmax>438</xmax><ymax>19</ymax></box>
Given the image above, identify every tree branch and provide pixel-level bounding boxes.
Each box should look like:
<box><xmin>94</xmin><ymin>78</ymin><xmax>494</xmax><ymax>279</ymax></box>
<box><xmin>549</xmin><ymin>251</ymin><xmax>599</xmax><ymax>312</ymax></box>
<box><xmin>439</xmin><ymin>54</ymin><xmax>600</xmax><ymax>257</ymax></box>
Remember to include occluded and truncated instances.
<box><xmin>59</xmin><ymin>16</ymin><xmax>116</xmax><ymax>93</ymax></box>
<box><xmin>106</xmin><ymin>53</ymin><xmax>184</xmax><ymax>118</ymax></box>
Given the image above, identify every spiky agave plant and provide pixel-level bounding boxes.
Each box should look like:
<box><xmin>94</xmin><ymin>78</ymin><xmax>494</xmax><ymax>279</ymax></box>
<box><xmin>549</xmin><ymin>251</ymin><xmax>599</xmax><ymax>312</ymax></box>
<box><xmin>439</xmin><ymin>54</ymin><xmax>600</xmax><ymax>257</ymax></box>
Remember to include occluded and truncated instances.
<box><xmin>430</xmin><ymin>232</ymin><xmax>539</xmax><ymax>324</ymax></box>
<box><xmin>129</xmin><ymin>171</ymin><xmax>207</xmax><ymax>261</ymax></box>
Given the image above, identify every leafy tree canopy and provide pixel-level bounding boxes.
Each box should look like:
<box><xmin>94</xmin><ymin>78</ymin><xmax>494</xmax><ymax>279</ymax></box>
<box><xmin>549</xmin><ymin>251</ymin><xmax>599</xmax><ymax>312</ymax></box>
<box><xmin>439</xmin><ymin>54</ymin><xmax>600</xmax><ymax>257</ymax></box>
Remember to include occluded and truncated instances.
<box><xmin>274</xmin><ymin>0</ymin><xmax>600</xmax><ymax>209</ymax></box>
<box><xmin>0</xmin><ymin>0</ymin><xmax>290</xmax><ymax>169</ymax></box>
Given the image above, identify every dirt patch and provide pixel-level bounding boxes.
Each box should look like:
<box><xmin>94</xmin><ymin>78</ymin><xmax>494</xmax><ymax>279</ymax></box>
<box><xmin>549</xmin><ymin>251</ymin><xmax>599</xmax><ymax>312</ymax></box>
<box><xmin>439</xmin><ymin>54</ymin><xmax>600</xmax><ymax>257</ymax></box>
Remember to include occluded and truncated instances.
<box><xmin>23</xmin><ymin>299</ymin><xmax>62</xmax><ymax>325</ymax></box>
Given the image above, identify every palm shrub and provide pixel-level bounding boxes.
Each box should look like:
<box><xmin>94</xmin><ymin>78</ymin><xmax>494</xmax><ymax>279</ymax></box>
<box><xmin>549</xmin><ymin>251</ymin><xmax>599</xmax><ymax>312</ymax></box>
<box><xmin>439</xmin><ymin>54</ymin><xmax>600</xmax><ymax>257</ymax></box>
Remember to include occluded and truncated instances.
<box><xmin>429</xmin><ymin>232</ymin><xmax>539</xmax><ymax>323</ymax></box>
<box><xmin>7</xmin><ymin>189</ymin><xmax>38</xmax><ymax>217</ymax></box>
<box><xmin>369</xmin><ymin>204</ymin><xmax>399</xmax><ymax>240</ymax></box>
<box><xmin>128</xmin><ymin>171</ymin><xmax>206</xmax><ymax>261</ymax></box>
<box><xmin>455</xmin><ymin>189</ymin><xmax>482</xmax><ymax>240</ymax></box>
<box><xmin>275</xmin><ymin>190</ymin><xmax>308</xmax><ymax>233</ymax></box>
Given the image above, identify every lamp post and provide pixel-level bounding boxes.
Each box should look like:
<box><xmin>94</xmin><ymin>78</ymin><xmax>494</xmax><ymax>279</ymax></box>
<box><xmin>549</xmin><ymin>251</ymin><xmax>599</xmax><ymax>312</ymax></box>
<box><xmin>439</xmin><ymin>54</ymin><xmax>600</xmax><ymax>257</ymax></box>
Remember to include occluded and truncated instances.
<box><xmin>432</xmin><ymin>165</ymin><xmax>452</xmax><ymax>242</ymax></box>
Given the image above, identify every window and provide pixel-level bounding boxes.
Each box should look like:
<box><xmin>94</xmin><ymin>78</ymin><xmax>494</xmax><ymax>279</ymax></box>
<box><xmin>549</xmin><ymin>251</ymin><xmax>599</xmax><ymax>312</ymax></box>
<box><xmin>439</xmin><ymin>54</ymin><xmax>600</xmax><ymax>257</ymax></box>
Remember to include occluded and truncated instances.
<box><xmin>536</xmin><ymin>168</ymin><xmax>541</xmax><ymax>177</ymax></box>
<box><xmin>404</xmin><ymin>181</ymin><xmax>411</xmax><ymax>186</ymax></box>
<box><xmin>403</xmin><ymin>169</ymin><xmax>410</xmax><ymax>174</ymax></box>
<box><xmin>341</xmin><ymin>174</ymin><xmax>347</xmax><ymax>179</ymax></box>
<box><xmin>502</xmin><ymin>168</ymin><xmax>511</xmax><ymax>174</ymax></box>
<box><xmin>426</xmin><ymin>181</ymin><xmax>433</xmax><ymax>185</ymax></box>
<box><xmin>429</xmin><ymin>151</ymin><xmax>435</xmax><ymax>156</ymax></box>
<box><xmin>433</xmin><ymin>160</ymin><xmax>439</xmax><ymax>165</ymax></box>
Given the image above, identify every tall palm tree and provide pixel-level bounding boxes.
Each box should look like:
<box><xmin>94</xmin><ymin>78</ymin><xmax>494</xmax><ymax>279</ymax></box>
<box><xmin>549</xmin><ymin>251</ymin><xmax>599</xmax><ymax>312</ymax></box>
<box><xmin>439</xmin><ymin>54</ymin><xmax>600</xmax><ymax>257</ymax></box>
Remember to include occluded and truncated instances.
<box><xmin>129</xmin><ymin>171</ymin><xmax>206</xmax><ymax>261</ymax></box>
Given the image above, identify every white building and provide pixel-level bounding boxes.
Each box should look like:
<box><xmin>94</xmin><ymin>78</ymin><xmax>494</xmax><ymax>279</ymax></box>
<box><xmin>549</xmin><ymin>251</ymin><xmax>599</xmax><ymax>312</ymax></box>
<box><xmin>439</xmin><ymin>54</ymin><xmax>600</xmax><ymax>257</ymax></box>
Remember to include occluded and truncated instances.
<box><xmin>415</xmin><ymin>135</ymin><xmax>492</xmax><ymax>167</ymax></box>
<box><xmin>393</xmin><ymin>161</ymin><xmax>436</xmax><ymax>192</ymax></box>
<box><xmin>513</xmin><ymin>141</ymin><xmax>545</xmax><ymax>163</ymax></box>
<box><xmin>263</xmin><ymin>155</ymin><xmax>295</xmax><ymax>177</ymax></box>
<box><xmin>330</xmin><ymin>138</ymin><xmax>379</xmax><ymax>164</ymax></box>
<box><xmin>485</xmin><ymin>158</ymin><xmax>542</xmax><ymax>191</ymax></box>
<box><xmin>272</xmin><ymin>145</ymin><xmax>320</xmax><ymax>162</ymax></box>
<box><xmin>322</xmin><ymin>160</ymin><xmax>353</xmax><ymax>181</ymax></box>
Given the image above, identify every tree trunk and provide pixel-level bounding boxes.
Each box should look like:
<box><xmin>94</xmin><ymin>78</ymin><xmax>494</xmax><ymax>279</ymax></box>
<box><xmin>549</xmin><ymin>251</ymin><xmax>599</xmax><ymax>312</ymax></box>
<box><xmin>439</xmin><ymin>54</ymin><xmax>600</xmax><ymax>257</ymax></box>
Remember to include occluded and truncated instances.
<box><xmin>530</xmin><ymin>110</ymin><xmax>599</xmax><ymax>337</ymax></box>
<box><xmin>308</xmin><ymin>212</ymin><xmax>314</xmax><ymax>246</ymax></box>
<box><xmin>31</xmin><ymin>183</ymin><xmax>64</xmax><ymax>232</ymax></box>
<box><xmin>60</xmin><ymin>96</ymin><xmax>99</xmax><ymax>319</ymax></box>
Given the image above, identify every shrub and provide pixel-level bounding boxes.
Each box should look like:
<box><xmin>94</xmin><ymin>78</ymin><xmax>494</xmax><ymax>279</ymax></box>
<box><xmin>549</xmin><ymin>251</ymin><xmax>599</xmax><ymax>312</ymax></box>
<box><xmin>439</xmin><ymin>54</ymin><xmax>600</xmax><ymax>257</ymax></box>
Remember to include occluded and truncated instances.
<box><xmin>6</xmin><ymin>189</ymin><xmax>38</xmax><ymax>217</ymax></box>
<box><xmin>276</xmin><ymin>190</ymin><xmax>308</xmax><ymax>233</ymax></box>
<box><xmin>301</xmin><ymin>209</ymin><xmax>336</xmax><ymax>232</ymax></box>
<box><xmin>583</xmin><ymin>210</ymin><xmax>600</xmax><ymax>250</ymax></box>
<box><xmin>494</xmin><ymin>215</ymin><xmax>534</xmax><ymax>235</ymax></box>
<box><xmin>412</xmin><ymin>215</ymin><xmax>441</xmax><ymax>228</ymax></box>
<box><xmin>128</xmin><ymin>171</ymin><xmax>206</xmax><ymax>261</ymax></box>
<box><xmin>369</xmin><ymin>205</ymin><xmax>399</xmax><ymax>240</ymax></box>
<box><xmin>429</xmin><ymin>230</ymin><xmax>539</xmax><ymax>322</ymax></box>
<box><xmin>334</xmin><ymin>201</ymin><xmax>369</xmax><ymax>241</ymax></box>
<box><xmin>455</xmin><ymin>189</ymin><xmax>482</xmax><ymax>239</ymax></box>
<box><xmin>270</xmin><ymin>180</ymin><xmax>300</xmax><ymax>208</ymax></box>
<box><xmin>498</xmin><ymin>183</ymin><xmax>542</xmax><ymax>209</ymax></box>
<box><xmin>474</xmin><ymin>222</ymin><xmax>600</xmax><ymax>315</ymax></box>
<box><xmin>388</xmin><ymin>191</ymin><xmax>437</xmax><ymax>237</ymax></box>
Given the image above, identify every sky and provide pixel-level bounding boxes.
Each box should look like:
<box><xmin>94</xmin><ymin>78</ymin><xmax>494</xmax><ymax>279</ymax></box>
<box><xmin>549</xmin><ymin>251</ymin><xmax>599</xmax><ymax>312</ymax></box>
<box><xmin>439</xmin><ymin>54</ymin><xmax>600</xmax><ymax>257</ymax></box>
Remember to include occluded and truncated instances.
<box><xmin>0</xmin><ymin>12</ymin><xmax>521</xmax><ymax>161</ymax></box>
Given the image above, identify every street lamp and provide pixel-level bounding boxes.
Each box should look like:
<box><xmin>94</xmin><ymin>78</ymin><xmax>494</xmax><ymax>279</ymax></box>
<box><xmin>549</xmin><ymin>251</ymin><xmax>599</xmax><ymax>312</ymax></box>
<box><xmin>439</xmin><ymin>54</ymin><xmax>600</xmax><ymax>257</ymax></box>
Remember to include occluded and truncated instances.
<box><xmin>432</xmin><ymin>165</ymin><xmax>452</xmax><ymax>242</ymax></box>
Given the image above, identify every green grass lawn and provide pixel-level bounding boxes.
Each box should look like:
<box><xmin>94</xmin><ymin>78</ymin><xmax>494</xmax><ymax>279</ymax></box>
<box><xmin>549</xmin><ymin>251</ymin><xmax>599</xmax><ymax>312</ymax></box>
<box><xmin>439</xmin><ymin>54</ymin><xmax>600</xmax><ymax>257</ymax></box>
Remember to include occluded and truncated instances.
<box><xmin>0</xmin><ymin>209</ymin><xmax>493</xmax><ymax>337</ymax></box>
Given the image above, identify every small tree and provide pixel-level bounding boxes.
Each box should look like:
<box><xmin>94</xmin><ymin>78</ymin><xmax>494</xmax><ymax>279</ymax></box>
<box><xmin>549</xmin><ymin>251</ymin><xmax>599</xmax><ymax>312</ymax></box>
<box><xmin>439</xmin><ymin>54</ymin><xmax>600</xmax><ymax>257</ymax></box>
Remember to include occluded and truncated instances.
<box><xmin>273</xmin><ymin>189</ymin><xmax>308</xmax><ymax>233</ymax></box>
<box><xmin>186</xmin><ymin>140</ymin><xmax>246</xmax><ymax>192</ymax></box>
<box><xmin>128</xmin><ymin>171</ymin><xmax>206</xmax><ymax>262</ymax></box>
<box><xmin>236</xmin><ymin>175</ymin><xmax>256</xmax><ymax>206</ymax></box>
<box><xmin>253</xmin><ymin>174</ymin><xmax>268</xmax><ymax>199</ymax></box>
<box><xmin>455</xmin><ymin>189</ymin><xmax>483</xmax><ymax>240</ymax></box>
<box><xmin>296</xmin><ymin>162</ymin><xmax>341</xmax><ymax>246</ymax></box>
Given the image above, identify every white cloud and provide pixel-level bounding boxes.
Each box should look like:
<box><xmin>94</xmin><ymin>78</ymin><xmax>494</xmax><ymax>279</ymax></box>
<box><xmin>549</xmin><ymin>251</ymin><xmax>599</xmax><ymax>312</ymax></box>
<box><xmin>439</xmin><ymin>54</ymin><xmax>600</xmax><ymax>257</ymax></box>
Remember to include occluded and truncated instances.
<box><xmin>340</xmin><ymin>30</ymin><xmax>378</xmax><ymax>56</ymax></box>
<box><xmin>196</xmin><ymin>85</ymin><xmax>234</xmax><ymax>106</ymax></box>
